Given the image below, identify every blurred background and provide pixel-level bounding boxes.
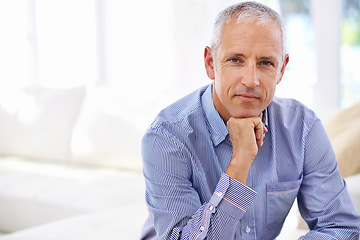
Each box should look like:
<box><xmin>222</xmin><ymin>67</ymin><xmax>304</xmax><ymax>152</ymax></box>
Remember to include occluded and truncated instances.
<box><xmin>1</xmin><ymin>0</ymin><xmax>359</xmax><ymax>130</ymax></box>
<box><xmin>0</xmin><ymin>0</ymin><xmax>359</xmax><ymax>239</ymax></box>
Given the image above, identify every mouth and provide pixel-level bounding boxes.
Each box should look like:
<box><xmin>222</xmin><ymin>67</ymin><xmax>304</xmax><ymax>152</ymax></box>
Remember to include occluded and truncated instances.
<box><xmin>234</xmin><ymin>93</ymin><xmax>260</xmax><ymax>103</ymax></box>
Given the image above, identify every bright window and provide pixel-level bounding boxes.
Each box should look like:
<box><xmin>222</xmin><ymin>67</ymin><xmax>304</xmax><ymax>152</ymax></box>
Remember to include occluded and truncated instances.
<box><xmin>0</xmin><ymin>0</ymin><xmax>357</xmax><ymax>124</ymax></box>
<box><xmin>274</xmin><ymin>0</ymin><xmax>316</xmax><ymax>109</ymax></box>
<box><xmin>341</xmin><ymin>0</ymin><xmax>360</xmax><ymax>108</ymax></box>
<box><xmin>0</xmin><ymin>0</ymin><xmax>34</xmax><ymax>87</ymax></box>
<box><xmin>35</xmin><ymin>0</ymin><xmax>98</xmax><ymax>88</ymax></box>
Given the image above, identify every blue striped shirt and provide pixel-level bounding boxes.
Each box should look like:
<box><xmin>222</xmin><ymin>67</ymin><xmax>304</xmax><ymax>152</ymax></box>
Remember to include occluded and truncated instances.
<box><xmin>141</xmin><ymin>84</ymin><xmax>360</xmax><ymax>240</ymax></box>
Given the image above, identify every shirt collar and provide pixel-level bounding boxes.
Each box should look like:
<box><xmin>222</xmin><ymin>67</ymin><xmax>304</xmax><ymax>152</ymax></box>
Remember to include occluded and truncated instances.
<box><xmin>202</xmin><ymin>84</ymin><xmax>269</xmax><ymax>147</ymax></box>
<box><xmin>201</xmin><ymin>84</ymin><xmax>229</xmax><ymax>147</ymax></box>
<box><xmin>263</xmin><ymin>107</ymin><xmax>269</xmax><ymax>130</ymax></box>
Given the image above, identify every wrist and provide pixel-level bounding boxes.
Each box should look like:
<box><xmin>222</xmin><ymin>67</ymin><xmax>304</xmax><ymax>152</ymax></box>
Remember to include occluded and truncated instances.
<box><xmin>225</xmin><ymin>158</ymin><xmax>252</xmax><ymax>184</ymax></box>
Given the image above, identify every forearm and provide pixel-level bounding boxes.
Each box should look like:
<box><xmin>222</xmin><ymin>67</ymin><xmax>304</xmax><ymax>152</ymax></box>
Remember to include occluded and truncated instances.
<box><xmin>298</xmin><ymin>181</ymin><xmax>360</xmax><ymax>240</ymax></box>
<box><xmin>146</xmin><ymin>173</ymin><xmax>258</xmax><ymax>239</ymax></box>
<box><xmin>299</xmin><ymin>118</ymin><xmax>360</xmax><ymax>239</ymax></box>
<box><xmin>299</xmin><ymin>213</ymin><xmax>360</xmax><ymax>240</ymax></box>
<box><xmin>142</xmin><ymin>126</ymin><xmax>259</xmax><ymax>239</ymax></box>
<box><xmin>186</xmin><ymin>174</ymin><xmax>257</xmax><ymax>239</ymax></box>
<box><xmin>299</xmin><ymin>229</ymin><xmax>359</xmax><ymax>240</ymax></box>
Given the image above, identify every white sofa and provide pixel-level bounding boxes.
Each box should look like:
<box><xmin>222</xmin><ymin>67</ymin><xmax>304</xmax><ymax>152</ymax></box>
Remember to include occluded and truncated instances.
<box><xmin>0</xmin><ymin>87</ymin><xmax>358</xmax><ymax>240</ymax></box>
<box><xmin>0</xmin><ymin>86</ymin><xmax>148</xmax><ymax>239</ymax></box>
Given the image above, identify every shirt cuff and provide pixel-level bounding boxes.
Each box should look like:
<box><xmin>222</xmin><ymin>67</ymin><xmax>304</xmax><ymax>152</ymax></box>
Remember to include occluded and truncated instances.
<box><xmin>209</xmin><ymin>173</ymin><xmax>258</xmax><ymax>220</ymax></box>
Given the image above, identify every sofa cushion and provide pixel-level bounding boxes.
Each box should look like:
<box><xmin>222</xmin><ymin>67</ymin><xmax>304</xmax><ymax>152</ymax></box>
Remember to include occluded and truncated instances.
<box><xmin>0</xmin><ymin>87</ymin><xmax>85</xmax><ymax>161</ymax></box>
<box><xmin>0</xmin><ymin>203</ymin><xmax>148</xmax><ymax>240</ymax></box>
<box><xmin>0</xmin><ymin>156</ymin><xmax>145</xmax><ymax>233</ymax></box>
<box><xmin>325</xmin><ymin>102</ymin><xmax>360</xmax><ymax>178</ymax></box>
<box><xmin>71</xmin><ymin>87</ymin><xmax>142</xmax><ymax>170</ymax></box>
<box><xmin>345</xmin><ymin>174</ymin><xmax>360</xmax><ymax>214</ymax></box>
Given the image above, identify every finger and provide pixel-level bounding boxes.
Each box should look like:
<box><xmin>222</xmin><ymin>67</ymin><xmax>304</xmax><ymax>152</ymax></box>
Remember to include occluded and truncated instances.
<box><xmin>264</xmin><ymin>125</ymin><xmax>268</xmax><ymax>133</ymax></box>
<box><xmin>258</xmin><ymin>112</ymin><xmax>268</xmax><ymax>134</ymax></box>
<box><xmin>254</xmin><ymin>120</ymin><xmax>265</xmax><ymax>147</ymax></box>
<box><xmin>255</xmin><ymin>126</ymin><xmax>263</xmax><ymax>140</ymax></box>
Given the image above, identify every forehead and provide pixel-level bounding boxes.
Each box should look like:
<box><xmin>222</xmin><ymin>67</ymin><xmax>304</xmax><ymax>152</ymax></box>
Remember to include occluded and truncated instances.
<box><xmin>217</xmin><ymin>19</ymin><xmax>283</xmax><ymax>58</ymax></box>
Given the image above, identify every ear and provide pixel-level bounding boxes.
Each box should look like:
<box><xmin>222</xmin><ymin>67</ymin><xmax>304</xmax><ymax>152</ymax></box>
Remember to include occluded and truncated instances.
<box><xmin>276</xmin><ymin>54</ymin><xmax>289</xmax><ymax>84</ymax></box>
<box><xmin>204</xmin><ymin>46</ymin><xmax>215</xmax><ymax>80</ymax></box>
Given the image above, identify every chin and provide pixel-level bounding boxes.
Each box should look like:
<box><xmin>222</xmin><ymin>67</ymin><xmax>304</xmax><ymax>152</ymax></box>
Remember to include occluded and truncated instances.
<box><xmin>231</xmin><ymin>109</ymin><xmax>261</xmax><ymax>118</ymax></box>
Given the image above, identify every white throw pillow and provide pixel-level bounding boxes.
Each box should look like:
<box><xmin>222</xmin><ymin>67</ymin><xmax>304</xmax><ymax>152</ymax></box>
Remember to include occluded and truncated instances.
<box><xmin>325</xmin><ymin>102</ymin><xmax>360</xmax><ymax>178</ymax></box>
<box><xmin>0</xmin><ymin>87</ymin><xmax>86</xmax><ymax>161</ymax></box>
<box><xmin>71</xmin><ymin>87</ymin><xmax>142</xmax><ymax>170</ymax></box>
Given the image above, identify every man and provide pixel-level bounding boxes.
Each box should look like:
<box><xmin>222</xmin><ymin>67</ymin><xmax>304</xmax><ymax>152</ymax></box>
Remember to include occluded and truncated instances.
<box><xmin>140</xmin><ymin>2</ymin><xmax>360</xmax><ymax>239</ymax></box>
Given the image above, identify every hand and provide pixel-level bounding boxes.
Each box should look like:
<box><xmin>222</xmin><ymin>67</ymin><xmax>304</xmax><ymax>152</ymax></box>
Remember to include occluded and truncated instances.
<box><xmin>225</xmin><ymin>116</ymin><xmax>268</xmax><ymax>184</ymax></box>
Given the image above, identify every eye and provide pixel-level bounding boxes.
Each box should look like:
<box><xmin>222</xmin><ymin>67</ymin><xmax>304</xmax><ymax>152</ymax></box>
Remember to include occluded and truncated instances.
<box><xmin>260</xmin><ymin>60</ymin><xmax>274</xmax><ymax>66</ymax></box>
<box><xmin>228</xmin><ymin>57</ymin><xmax>243</xmax><ymax>63</ymax></box>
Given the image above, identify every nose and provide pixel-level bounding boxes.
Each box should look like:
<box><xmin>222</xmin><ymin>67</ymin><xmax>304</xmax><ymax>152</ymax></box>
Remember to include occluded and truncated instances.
<box><xmin>241</xmin><ymin>64</ymin><xmax>259</xmax><ymax>88</ymax></box>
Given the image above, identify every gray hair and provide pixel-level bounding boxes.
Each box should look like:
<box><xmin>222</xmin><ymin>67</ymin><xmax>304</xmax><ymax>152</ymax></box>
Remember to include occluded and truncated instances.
<box><xmin>210</xmin><ymin>1</ymin><xmax>287</xmax><ymax>58</ymax></box>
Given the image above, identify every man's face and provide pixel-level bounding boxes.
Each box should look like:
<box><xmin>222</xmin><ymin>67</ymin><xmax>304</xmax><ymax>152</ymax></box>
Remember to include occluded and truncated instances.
<box><xmin>205</xmin><ymin>19</ymin><xmax>289</xmax><ymax>121</ymax></box>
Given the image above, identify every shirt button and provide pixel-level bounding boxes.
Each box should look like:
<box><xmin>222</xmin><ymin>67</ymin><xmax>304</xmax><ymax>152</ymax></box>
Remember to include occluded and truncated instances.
<box><xmin>245</xmin><ymin>226</ymin><xmax>251</xmax><ymax>234</ymax></box>
<box><xmin>200</xmin><ymin>226</ymin><xmax>205</xmax><ymax>231</ymax></box>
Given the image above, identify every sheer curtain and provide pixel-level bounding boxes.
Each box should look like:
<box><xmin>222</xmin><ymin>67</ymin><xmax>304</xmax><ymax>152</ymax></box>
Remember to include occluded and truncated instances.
<box><xmin>0</xmin><ymin>0</ymin><xmax>35</xmax><ymax>87</ymax></box>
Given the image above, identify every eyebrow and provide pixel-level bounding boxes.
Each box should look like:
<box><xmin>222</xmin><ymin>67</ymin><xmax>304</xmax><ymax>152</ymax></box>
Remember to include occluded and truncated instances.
<box><xmin>259</xmin><ymin>56</ymin><xmax>277</xmax><ymax>61</ymax></box>
<box><xmin>227</xmin><ymin>53</ymin><xmax>278</xmax><ymax>62</ymax></box>
<box><xmin>228</xmin><ymin>53</ymin><xmax>246</xmax><ymax>58</ymax></box>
